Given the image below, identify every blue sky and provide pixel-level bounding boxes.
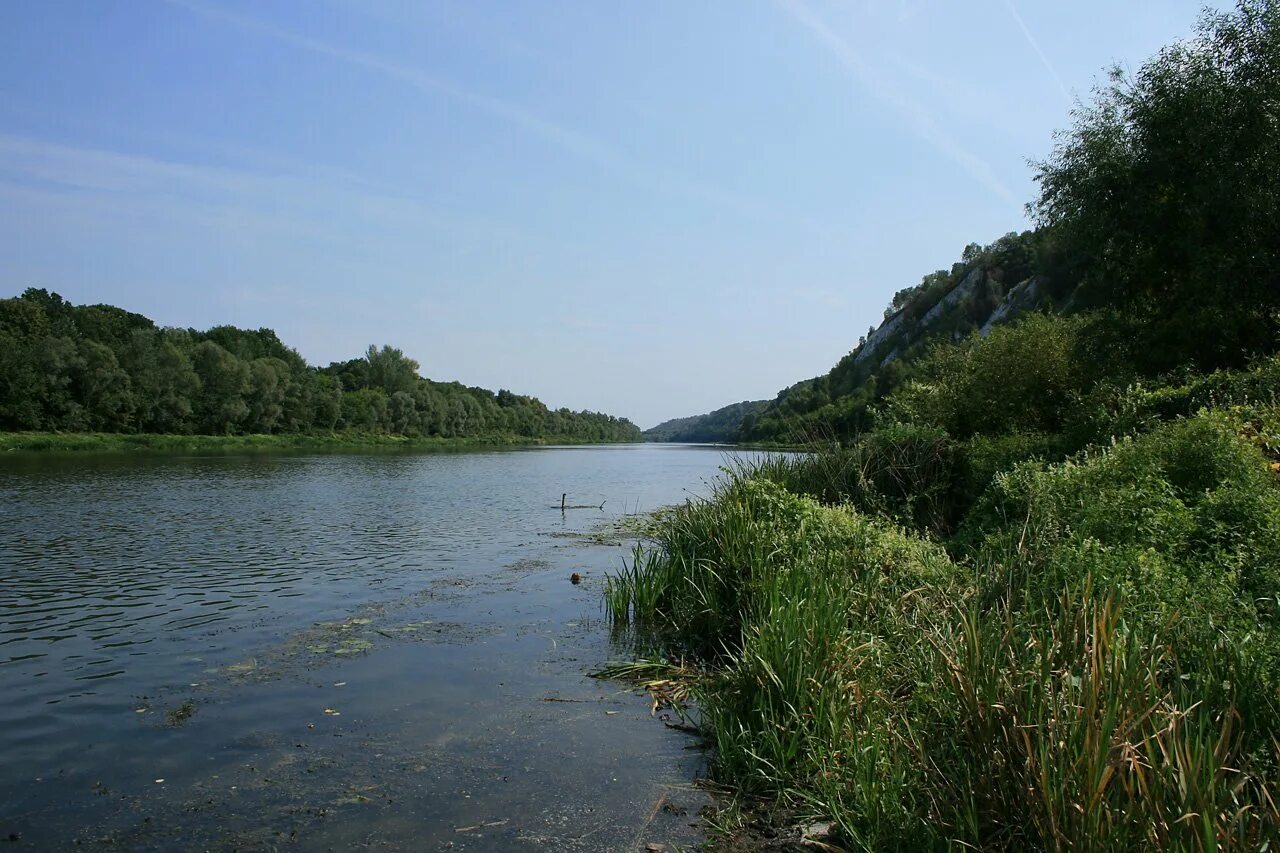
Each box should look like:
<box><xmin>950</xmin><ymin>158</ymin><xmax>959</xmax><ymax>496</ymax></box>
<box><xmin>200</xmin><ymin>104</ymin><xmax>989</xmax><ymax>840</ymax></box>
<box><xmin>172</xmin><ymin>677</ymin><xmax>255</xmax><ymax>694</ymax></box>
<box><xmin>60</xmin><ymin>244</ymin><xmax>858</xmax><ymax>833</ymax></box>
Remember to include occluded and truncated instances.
<box><xmin>0</xmin><ymin>1</ymin><xmax>1210</xmax><ymax>428</ymax></box>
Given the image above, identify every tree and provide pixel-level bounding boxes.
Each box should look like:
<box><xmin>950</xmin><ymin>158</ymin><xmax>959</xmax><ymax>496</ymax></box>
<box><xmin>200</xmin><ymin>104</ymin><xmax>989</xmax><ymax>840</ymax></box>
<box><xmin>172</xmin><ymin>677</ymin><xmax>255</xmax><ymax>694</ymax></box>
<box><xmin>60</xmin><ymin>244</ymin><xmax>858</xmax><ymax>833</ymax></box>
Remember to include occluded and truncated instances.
<box><xmin>1033</xmin><ymin>0</ymin><xmax>1280</xmax><ymax>370</ymax></box>
<box><xmin>125</xmin><ymin>330</ymin><xmax>200</xmax><ymax>433</ymax></box>
<box><xmin>364</xmin><ymin>345</ymin><xmax>420</xmax><ymax>395</ymax></box>
<box><xmin>37</xmin><ymin>336</ymin><xmax>84</xmax><ymax>428</ymax></box>
<box><xmin>0</xmin><ymin>297</ymin><xmax>48</xmax><ymax>429</ymax></box>
<box><xmin>191</xmin><ymin>340</ymin><xmax>249</xmax><ymax>433</ymax></box>
<box><xmin>74</xmin><ymin>339</ymin><xmax>135</xmax><ymax>431</ymax></box>
<box><xmin>245</xmin><ymin>357</ymin><xmax>290</xmax><ymax>433</ymax></box>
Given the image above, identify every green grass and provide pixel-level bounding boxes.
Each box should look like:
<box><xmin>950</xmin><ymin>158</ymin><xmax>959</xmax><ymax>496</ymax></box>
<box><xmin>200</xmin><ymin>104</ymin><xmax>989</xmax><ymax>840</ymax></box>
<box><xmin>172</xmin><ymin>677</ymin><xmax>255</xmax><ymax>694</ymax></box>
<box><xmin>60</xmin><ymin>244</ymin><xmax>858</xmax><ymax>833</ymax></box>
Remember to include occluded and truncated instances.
<box><xmin>602</xmin><ymin>414</ymin><xmax>1280</xmax><ymax>849</ymax></box>
<box><xmin>0</xmin><ymin>430</ymin><xmax>637</xmax><ymax>454</ymax></box>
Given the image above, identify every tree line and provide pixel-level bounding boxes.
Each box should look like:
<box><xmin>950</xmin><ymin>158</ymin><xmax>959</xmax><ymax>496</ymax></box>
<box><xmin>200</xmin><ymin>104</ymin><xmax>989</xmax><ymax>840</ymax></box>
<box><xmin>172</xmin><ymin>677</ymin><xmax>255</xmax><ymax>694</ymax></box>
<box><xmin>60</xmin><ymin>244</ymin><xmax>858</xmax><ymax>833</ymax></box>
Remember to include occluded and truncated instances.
<box><xmin>0</xmin><ymin>289</ymin><xmax>641</xmax><ymax>443</ymax></box>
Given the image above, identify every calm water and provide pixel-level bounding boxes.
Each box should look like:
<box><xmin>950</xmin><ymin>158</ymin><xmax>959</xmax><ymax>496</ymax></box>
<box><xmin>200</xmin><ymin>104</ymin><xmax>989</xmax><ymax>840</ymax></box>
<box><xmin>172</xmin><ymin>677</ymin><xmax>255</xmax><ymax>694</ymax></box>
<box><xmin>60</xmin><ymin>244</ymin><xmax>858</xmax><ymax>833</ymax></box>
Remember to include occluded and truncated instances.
<box><xmin>0</xmin><ymin>444</ymin><xmax>745</xmax><ymax>850</ymax></box>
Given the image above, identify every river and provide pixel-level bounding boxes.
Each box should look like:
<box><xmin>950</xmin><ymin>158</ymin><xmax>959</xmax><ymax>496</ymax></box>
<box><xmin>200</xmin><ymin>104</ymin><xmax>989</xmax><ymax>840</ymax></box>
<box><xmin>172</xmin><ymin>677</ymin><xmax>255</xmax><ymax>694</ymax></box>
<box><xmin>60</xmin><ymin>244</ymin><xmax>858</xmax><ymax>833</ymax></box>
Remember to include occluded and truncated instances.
<box><xmin>0</xmin><ymin>443</ymin><xmax>749</xmax><ymax>850</ymax></box>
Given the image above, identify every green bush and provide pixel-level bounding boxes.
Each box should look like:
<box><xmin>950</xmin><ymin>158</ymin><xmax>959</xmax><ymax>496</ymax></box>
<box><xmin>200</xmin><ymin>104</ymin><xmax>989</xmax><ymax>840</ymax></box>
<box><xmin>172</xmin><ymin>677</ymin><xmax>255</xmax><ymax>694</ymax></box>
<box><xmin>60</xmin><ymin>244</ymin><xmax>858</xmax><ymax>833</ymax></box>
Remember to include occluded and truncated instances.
<box><xmin>751</xmin><ymin>425</ymin><xmax>959</xmax><ymax>532</ymax></box>
<box><xmin>960</xmin><ymin>415</ymin><xmax>1280</xmax><ymax>732</ymax></box>
<box><xmin>605</xmin><ymin>476</ymin><xmax>958</xmax><ymax>845</ymax></box>
<box><xmin>1068</xmin><ymin>354</ymin><xmax>1280</xmax><ymax>448</ymax></box>
<box><xmin>886</xmin><ymin>313</ymin><xmax>1088</xmax><ymax>440</ymax></box>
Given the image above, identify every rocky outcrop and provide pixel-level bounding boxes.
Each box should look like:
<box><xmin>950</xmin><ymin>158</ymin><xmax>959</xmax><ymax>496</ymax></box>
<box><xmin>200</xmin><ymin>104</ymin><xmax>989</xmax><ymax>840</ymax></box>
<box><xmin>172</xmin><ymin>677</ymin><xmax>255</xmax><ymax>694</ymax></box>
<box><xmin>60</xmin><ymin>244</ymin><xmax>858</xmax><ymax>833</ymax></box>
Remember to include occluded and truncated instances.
<box><xmin>919</xmin><ymin>267</ymin><xmax>985</xmax><ymax>329</ymax></box>
<box><xmin>854</xmin><ymin>268</ymin><xmax>991</xmax><ymax>371</ymax></box>
<box><xmin>853</xmin><ymin>309</ymin><xmax>906</xmax><ymax>367</ymax></box>
<box><xmin>980</xmin><ymin>275</ymin><xmax>1045</xmax><ymax>337</ymax></box>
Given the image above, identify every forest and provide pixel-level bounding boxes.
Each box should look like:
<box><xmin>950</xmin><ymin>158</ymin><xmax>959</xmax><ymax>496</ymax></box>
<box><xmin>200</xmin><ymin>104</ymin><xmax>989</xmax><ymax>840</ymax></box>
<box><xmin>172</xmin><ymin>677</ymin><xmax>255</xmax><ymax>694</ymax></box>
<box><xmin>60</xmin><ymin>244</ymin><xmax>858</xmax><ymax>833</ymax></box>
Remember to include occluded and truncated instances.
<box><xmin>607</xmin><ymin>3</ymin><xmax>1280</xmax><ymax>848</ymax></box>
<box><xmin>0</xmin><ymin>289</ymin><xmax>641</xmax><ymax>444</ymax></box>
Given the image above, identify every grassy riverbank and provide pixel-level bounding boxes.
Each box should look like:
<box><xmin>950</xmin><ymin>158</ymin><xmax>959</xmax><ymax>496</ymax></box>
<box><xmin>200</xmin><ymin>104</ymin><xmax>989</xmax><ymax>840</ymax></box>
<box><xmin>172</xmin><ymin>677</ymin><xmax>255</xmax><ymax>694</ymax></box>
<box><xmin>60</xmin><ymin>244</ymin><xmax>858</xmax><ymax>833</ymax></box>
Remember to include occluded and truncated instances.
<box><xmin>0</xmin><ymin>430</ymin><xmax>635</xmax><ymax>454</ymax></box>
<box><xmin>606</xmin><ymin>411</ymin><xmax>1280</xmax><ymax>848</ymax></box>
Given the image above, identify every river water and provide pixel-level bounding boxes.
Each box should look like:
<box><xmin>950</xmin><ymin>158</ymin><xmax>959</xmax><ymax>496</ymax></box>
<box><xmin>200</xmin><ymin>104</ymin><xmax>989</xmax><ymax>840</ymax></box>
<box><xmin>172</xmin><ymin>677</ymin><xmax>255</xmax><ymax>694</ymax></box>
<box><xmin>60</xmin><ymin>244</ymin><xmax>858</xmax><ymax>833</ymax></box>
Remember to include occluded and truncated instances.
<box><xmin>0</xmin><ymin>444</ymin><xmax>745</xmax><ymax>850</ymax></box>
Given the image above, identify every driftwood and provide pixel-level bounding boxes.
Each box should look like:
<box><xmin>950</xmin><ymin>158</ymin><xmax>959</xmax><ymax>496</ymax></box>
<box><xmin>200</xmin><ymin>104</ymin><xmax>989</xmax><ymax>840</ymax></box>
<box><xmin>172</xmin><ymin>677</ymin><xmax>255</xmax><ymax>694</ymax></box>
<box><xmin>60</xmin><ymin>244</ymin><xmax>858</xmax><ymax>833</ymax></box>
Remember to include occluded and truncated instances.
<box><xmin>557</xmin><ymin>493</ymin><xmax>605</xmax><ymax>510</ymax></box>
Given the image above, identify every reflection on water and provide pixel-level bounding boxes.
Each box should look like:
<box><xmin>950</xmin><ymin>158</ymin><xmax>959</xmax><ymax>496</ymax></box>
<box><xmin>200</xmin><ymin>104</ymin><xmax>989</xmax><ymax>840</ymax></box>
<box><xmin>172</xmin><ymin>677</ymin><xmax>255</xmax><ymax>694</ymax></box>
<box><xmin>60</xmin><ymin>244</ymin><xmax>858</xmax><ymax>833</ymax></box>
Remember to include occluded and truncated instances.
<box><xmin>0</xmin><ymin>444</ymin><xmax>747</xmax><ymax>849</ymax></box>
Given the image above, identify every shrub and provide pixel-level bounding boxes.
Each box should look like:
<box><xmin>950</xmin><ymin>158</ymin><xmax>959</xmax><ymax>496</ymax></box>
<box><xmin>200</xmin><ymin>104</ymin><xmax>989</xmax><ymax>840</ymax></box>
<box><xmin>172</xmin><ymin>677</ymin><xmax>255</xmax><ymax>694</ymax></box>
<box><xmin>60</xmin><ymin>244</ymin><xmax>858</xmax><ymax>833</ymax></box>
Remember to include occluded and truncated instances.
<box><xmin>960</xmin><ymin>415</ymin><xmax>1280</xmax><ymax>735</ymax></box>
<box><xmin>886</xmin><ymin>314</ymin><xmax>1088</xmax><ymax>440</ymax></box>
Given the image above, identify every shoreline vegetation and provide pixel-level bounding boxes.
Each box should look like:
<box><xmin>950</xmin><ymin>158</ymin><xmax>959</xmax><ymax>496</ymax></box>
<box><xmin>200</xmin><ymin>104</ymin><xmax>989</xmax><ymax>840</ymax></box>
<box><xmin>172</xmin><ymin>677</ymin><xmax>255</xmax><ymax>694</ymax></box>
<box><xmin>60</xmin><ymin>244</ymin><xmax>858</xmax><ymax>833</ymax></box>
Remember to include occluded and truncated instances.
<box><xmin>0</xmin><ymin>430</ymin><xmax>640</xmax><ymax>455</ymax></box>
<box><xmin>0</xmin><ymin>430</ymin><xmax>639</xmax><ymax>455</ymax></box>
<box><xmin>607</xmin><ymin>414</ymin><xmax>1280</xmax><ymax>847</ymax></box>
<box><xmin>607</xmin><ymin>4</ymin><xmax>1280</xmax><ymax>849</ymax></box>
<box><xmin>0</xmin><ymin>431</ymin><xmax>801</xmax><ymax>456</ymax></box>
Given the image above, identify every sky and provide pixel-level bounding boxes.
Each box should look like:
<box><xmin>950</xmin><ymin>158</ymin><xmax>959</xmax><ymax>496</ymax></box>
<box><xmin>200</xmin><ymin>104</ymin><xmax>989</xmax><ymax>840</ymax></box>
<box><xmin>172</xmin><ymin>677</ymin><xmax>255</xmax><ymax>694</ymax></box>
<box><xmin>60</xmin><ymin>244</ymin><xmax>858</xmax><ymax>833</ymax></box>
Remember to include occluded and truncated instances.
<box><xmin>0</xmin><ymin>1</ymin><xmax>1213</xmax><ymax>429</ymax></box>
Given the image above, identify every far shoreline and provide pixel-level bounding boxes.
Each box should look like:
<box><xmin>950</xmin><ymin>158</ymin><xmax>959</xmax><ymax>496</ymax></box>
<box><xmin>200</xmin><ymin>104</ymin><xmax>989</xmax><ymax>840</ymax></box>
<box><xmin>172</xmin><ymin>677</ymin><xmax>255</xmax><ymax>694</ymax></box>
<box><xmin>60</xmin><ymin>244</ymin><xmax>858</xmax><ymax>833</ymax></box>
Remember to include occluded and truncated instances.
<box><xmin>0</xmin><ymin>431</ymin><xmax>644</xmax><ymax>456</ymax></box>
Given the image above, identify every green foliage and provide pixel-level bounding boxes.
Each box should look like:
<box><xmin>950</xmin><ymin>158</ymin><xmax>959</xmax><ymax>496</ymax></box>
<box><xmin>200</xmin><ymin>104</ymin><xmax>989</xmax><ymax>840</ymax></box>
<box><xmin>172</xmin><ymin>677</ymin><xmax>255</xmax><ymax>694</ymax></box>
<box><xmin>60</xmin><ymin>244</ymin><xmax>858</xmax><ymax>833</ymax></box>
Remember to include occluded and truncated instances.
<box><xmin>1033</xmin><ymin>0</ymin><xmax>1280</xmax><ymax>371</ymax></box>
<box><xmin>0</xmin><ymin>288</ymin><xmax>642</xmax><ymax>444</ymax></box>
<box><xmin>643</xmin><ymin>399</ymin><xmax>769</xmax><ymax>443</ymax></box>
<box><xmin>886</xmin><ymin>314</ymin><xmax>1088</xmax><ymax>439</ymax></box>
<box><xmin>962</xmin><ymin>417</ymin><xmax>1280</xmax><ymax>688</ymax></box>
<box><xmin>0</xmin><ymin>430</ymin><xmax>574</xmax><ymax>454</ymax></box>
<box><xmin>939</xmin><ymin>590</ymin><xmax>1277</xmax><ymax>849</ymax></box>
<box><xmin>751</xmin><ymin>425</ymin><xmax>959</xmax><ymax>533</ymax></box>
<box><xmin>1068</xmin><ymin>352</ymin><xmax>1280</xmax><ymax>447</ymax></box>
<box><xmin>606</xmin><ymin>432</ymin><xmax>1280</xmax><ymax>848</ymax></box>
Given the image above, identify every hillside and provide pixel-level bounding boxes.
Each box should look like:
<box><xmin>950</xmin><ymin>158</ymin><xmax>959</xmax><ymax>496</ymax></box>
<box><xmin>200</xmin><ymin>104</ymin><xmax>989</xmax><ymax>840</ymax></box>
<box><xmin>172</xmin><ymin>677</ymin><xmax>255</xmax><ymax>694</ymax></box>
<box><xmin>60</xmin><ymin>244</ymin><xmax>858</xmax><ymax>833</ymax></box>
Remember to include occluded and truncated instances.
<box><xmin>0</xmin><ymin>289</ymin><xmax>642</xmax><ymax>443</ymax></box>
<box><xmin>643</xmin><ymin>399</ymin><xmax>768</xmax><ymax>443</ymax></box>
<box><xmin>741</xmin><ymin>230</ymin><xmax>1073</xmax><ymax>443</ymax></box>
<box><xmin>657</xmin><ymin>230</ymin><xmax>1071</xmax><ymax>444</ymax></box>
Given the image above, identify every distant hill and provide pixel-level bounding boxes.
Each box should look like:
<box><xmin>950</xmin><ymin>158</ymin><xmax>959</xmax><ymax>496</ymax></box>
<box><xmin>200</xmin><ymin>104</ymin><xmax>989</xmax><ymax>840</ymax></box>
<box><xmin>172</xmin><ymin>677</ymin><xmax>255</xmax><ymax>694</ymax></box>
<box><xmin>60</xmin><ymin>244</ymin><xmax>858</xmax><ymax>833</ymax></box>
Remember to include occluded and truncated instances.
<box><xmin>654</xmin><ymin>230</ymin><xmax>1073</xmax><ymax>444</ymax></box>
<box><xmin>644</xmin><ymin>399</ymin><xmax>769</xmax><ymax>443</ymax></box>
<box><xmin>740</xmin><ymin>231</ymin><xmax>1074</xmax><ymax>443</ymax></box>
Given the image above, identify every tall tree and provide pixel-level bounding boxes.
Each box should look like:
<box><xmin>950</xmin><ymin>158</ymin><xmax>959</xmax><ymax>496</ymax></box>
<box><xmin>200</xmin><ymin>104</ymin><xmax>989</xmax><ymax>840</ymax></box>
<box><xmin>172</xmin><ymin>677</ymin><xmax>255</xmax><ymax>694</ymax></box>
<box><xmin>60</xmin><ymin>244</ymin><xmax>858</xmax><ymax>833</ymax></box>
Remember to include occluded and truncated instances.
<box><xmin>191</xmin><ymin>340</ymin><xmax>249</xmax><ymax>434</ymax></box>
<box><xmin>1033</xmin><ymin>0</ymin><xmax>1280</xmax><ymax>370</ymax></box>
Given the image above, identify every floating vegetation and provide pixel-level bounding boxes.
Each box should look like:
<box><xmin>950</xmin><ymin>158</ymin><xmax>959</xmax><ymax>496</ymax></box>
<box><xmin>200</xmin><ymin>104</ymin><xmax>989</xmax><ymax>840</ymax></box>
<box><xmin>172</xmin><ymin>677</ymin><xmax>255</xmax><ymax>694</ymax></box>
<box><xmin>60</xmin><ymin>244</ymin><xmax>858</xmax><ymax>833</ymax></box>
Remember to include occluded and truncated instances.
<box><xmin>165</xmin><ymin>701</ymin><xmax>197</xmax><ymax>728</ymax></box>
<box><xmin>224</xmin><ymin>658</ymin><xmax>258</xmax><ymax>675</ymax></box>
<box><xmin>506</xmin><ymin>558</ymin><xmax>551</xmax><ymax>572</ymax></box>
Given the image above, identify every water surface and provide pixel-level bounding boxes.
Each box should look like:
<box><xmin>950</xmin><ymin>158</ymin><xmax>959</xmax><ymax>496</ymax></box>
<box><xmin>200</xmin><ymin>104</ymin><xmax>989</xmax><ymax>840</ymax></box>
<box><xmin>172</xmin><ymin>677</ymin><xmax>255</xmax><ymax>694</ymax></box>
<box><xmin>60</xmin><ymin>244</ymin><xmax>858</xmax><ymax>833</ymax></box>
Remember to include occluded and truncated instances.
<box><xmin>0</xmin><ymin>444</ymin><xmax>743</xmax><ymax>849</ymax></box>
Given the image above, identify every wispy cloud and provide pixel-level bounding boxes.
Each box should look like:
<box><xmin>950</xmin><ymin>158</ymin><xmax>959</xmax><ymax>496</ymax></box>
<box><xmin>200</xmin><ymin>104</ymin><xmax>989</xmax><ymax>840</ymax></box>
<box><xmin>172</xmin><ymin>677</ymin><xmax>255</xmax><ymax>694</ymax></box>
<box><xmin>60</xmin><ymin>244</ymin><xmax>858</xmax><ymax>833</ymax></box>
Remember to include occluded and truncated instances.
<box><xmin>0</xmin><ymin>131</ymin><xmax>536</xmax><ymax>256</ymax></box>
<box><xmin>1003</xmin><ymin>0</ymin><xmax>1072</xmax><ymax>104</ymax></box>
<box><xmin>158</xmin><ymin>0</ymin><xmax>621</xmax><ymax>170</ymax></box>
<box><xmin>156</xmin><ymin>0</ymin><xmax>805</xmax><ymax>232</ymax></box>
<box><xmin>775</xmin><ymin>0</ymin><xmax>1017</xmax><ymax>206</ymax></box>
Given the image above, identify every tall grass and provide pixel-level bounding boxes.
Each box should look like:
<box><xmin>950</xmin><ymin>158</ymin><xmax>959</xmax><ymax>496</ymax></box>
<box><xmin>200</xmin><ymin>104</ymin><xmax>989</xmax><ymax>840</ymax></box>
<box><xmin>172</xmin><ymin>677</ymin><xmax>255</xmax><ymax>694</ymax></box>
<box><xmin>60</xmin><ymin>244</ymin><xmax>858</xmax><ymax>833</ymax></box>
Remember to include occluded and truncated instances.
<box><xmin>603</xmin><ymin>414</ymin><xmax>1280</xmax><ymax>848</ymax></box>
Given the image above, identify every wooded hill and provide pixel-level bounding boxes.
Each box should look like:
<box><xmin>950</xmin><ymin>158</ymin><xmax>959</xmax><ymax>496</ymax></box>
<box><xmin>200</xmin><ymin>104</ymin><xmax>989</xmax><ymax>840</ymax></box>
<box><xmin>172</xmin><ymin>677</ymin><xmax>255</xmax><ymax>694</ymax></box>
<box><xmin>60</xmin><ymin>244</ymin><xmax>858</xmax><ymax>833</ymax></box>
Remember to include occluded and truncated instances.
<box><xmin>644</xmin><ymin>399</ymin><xmax>768</xmax><ymax>443</ymax></box>
<box><xmin>659</xmin><ymin>0</ymin><xmax>1280</xmax><ymax>448</ymax></box>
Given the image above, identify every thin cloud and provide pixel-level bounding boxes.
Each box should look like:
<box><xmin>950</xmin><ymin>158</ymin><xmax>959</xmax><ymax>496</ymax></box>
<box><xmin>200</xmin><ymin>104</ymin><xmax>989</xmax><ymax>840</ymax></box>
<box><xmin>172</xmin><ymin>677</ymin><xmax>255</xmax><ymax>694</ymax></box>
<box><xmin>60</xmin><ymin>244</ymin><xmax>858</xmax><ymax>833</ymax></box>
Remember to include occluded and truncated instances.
<box><xmin>158</xmin><ymin>0</ymin><xmax>621</xmax><ymax>170</ymax></box>
<box><xmin>156</xmin><ymin>0</ymin><xmax>807</xmax><ymax>232</ymax></box>
<box><xmin>0</xmin><ymin>131</ymin><xmax>537</xmax><ymax>252</ymax></box>
<box><xmin>776</xmin><ymin>0</ymin><xmax>1017</xmax><ymax>206</ymax></box>
<box><xmin>1003</xmin><ymin>0</ymin><xmax>1072</xmax><ymax>104</ymax></box>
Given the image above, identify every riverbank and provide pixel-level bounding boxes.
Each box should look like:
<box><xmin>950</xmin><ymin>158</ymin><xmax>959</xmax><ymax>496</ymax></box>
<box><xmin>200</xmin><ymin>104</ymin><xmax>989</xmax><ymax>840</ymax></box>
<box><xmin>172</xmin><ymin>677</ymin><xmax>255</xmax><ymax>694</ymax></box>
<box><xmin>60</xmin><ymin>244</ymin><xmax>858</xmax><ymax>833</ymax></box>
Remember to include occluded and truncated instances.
<box><xmin>605</xmin><ymin>417</ymin><xmax>1280</xmax><ymax>849</ymax></box>
<box><xmin>0</xmin><ymin>431</ymin><xmax>639</xmax><ymax>455</ymax></box>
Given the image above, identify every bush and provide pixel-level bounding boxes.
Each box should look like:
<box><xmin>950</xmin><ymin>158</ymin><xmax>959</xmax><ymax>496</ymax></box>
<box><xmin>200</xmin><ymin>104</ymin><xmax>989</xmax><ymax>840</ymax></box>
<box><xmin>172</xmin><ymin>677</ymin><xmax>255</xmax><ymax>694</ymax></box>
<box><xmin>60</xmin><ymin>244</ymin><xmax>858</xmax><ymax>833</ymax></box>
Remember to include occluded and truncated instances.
<box><xmin>1068</xmin><ymin>354</ymin><xmax>1280</xmax><ymax>447</ymax></box>
<box><xmin>605</xmin><ymin>476</ymin><xmax>958</xmax><ymax>846</ymax></box>
<box><xmin>886</xmin><ymin>313</ymin><xmax>1088</xmax><ymax>440</ymax></box>
<box><xmin>959</xmin><ymin>415</ymin><xmax>1280</xmax><ymax>736</ymax></box>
